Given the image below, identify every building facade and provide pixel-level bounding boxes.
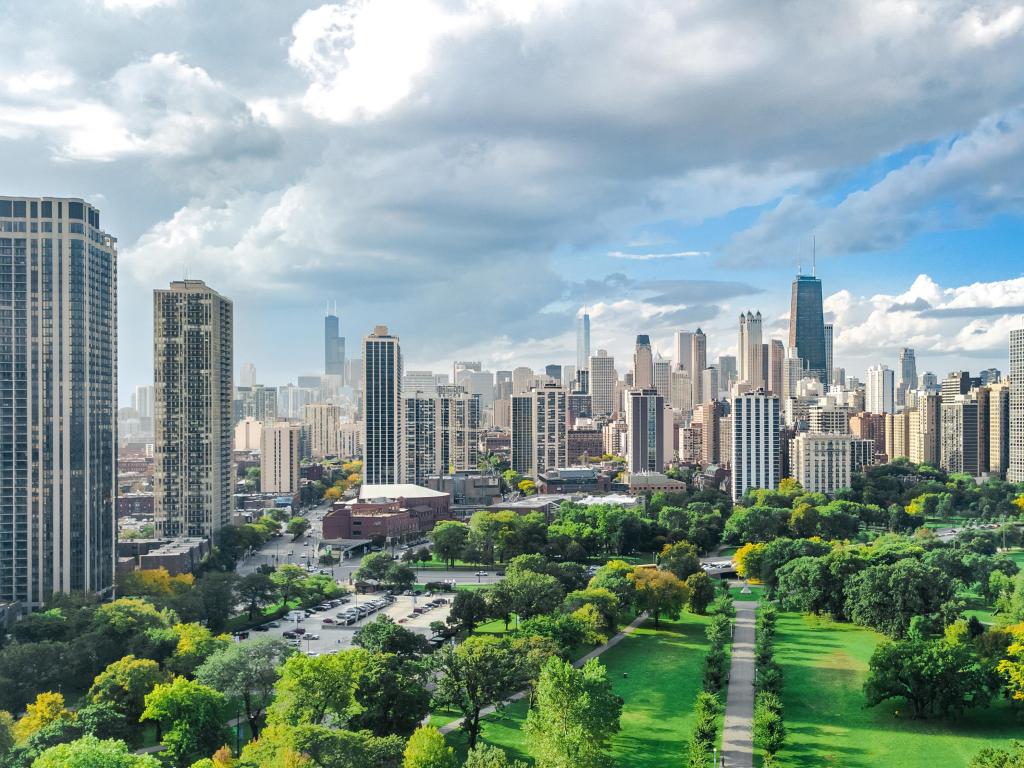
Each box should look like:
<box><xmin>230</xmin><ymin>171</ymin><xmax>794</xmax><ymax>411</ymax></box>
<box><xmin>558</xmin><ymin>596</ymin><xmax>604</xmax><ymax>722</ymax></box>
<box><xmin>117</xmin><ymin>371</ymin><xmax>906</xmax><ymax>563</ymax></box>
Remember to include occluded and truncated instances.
<box><xmin>0</xmin><ymin>197</ymin><xmax>117</xmax><ymax>609</ymax></box>
<box><xmin>789</xmin><ymin>274</ymin><xmax>827</xmax><ymax>383</ymax></box>
<box><xmin>1010</xmin><ymin>329</ymin><xmax>1024</xmax><ymax>482</ymax></box>
<box><xmin>511</xmin><ymin>384</ymin><xmax>568</xmax><ymax>477</ymax></box>
<box><xmin>731</xmin><ymin>392</ymin><xmax>781</xmax><ymax>501</ymax></box>
<box><xmin>261</xmin><ymin>421</ymin><xmax>301</xmax><ymax>494</ymax></box>
<box><xmin>625</xmin><ymin>389</ymin><xmax>665</xmax><ymax>473</ymax></box>
<box><xmin>791</xmin><ymin>433</ymin><xmax>854</xmax><ymax>496</ymax></box>
<box><xmin>303</xmin><ymin>403</ymin><xmax>342</xmax><ymax>458</ymax></box>
<box><xmin>362</xmin><ymin>326</ymin><xmax>403</xmax><ymax>484</ymax></box>
<box><xmin>154</xmin><ymin>280</ymin><xmax>233</xmax><ymax>539</ymax></box>
<box><xmin>589</xmin><ymin>350</ymin><xmax>617</xmax><ymax>416</ymax></box>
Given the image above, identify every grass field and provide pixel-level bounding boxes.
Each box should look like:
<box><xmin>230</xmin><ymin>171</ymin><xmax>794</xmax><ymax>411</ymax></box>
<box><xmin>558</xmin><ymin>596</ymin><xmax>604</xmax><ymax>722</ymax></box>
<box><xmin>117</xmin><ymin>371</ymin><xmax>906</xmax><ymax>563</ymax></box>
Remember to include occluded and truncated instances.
<box><xmin>774</xmin><ymin>612</ymin><xmax>1021</xmax><ymax>767</ymax></box>
<box><xmin>435</xmin><ymin>612</ymin><xmax>720</xmax><ymax>765</ymax></box>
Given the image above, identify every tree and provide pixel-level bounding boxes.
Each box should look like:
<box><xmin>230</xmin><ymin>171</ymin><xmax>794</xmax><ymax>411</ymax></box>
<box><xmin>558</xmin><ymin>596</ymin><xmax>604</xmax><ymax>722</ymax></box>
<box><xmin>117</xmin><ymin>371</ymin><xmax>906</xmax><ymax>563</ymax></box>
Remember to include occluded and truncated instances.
<box><xmin>733</xmin><ymin>542</ymin><xmax>766</xmax><ymax>580</ymax></box>
<box><xmin>563</xmin><ymin>588</ymin><xmax>620</xmax><ymax>632</ymax></box>
<box><xmin>430</xmin><ymin>521</ymin><xmax>470</xmax><ymax>568</ymax></box>
<box><xmin>687</xmin><ymin>692</ymin><xmax>720</xmax><ymax>768</ymax></box>
<box><xmin>167</xmin><ymin>622</ymin><xmax>232</xmax><ymax>677</ymax></box>
<box><xmin>194</xmin><ymin>572</ymin><xmax>239</xmax><ymax>631</ymax></box>
<box><xmin>236</xmin><ymin>572</ymin><xmax>277</xmax><ymax>621</ymax></box>
<box><xmin>753</xmin><ymin>692</ymin><xmax>785</xmax><ymax>758</ymax></box>
<box><xmin>447</xmin><ymin>589</ymin><xmax>489</xmax><ymax>634</ymax></box>
<box><xmin>724</xmin><ymin>506</ymin><xmax>791</xmax><ymax>544</ymax></box>
<box><xmin>88</xmin><ymin>655</ymin><xmax>168</xmax><ymax>728</ymax></box>
<box><xmin>464</xmin><ymin>743</ymin><xmax>528</xmax><ymax>768</ymax></box>
<box><xmin>270</xmin><ymin>564</ymin><xmax>308</xmax><ymax>605</ymax></box>
<box><xmin>0</xmin><ymin>710</ymin><xmax>13</xmax><ymax>760</ymax></box>
<box><xmin>354</xmin><ymin>552</ymin><xmax>393</xmax><ymax>584</ymax></box>
<box><xmin>353</xmin><ymin>615</ymin><xmax>430</xmax><ymax>659</ymax></box>
<box><xmin>525</xmin><ymin>657</ymin><xmax>622</xmax><ymax>768</ymax></box>
<box><xmin>351</xmin><ymin>653</ymin><xmax>430</xmax><ymax>738</ymax></box>
<box><xmin>384</xmin><ymin>563</ymin><xmax>417</xmax><ymax>591</ymax></box>
<box><xmin>141</xmin><ymin>677</ymin><xmax>230</xmax><ymax>767</ymax></box>
<box><xmin>432</xmin><ymin>636</ymin><xmax>522</xmax><ymax>749</ymax></box>
<box><xmin>287</xmin><ymin>518</ymin><xmax>311</xmax><ymax>540</ymax></box>
<box><xmin>505</xmin><ymin>570</ymin><xmax>565</xmax><ymax>620</ymax></box>
<box><xmin>13</xmin><ymin>692</ymin><xmax>72</xmax><ymax>742</ymax></box>
<box><xmin>32</xmin><ymin>736</ymin><xmax>162</xmax><ymax>768</ymax></box>
<box><xmin>195</xmin><ymin>638</ymin><xmax>291</xmax><ymax>738</ymax></box>
<box><xmin>629</xmin><ymin>568</ymin><xmax>688</xmax><ymax>628</ymax></box>
<box><xmin>685</xmin><ymin>571</ymin><xmax>716</xmax><ymax>615</ymax></box>
<box><xmin>658</xmin><ymin>541</ymin><xmax>702</xmax><ymax>580</ymax></box>
<box><xmin>845</xmin><ymin>559</ymin><xmax>955</xmax><ymax>637</ymax></box>
<box><xmin>267</xmin><ymin>648</ymin><xmax>369</xmax><ymax>727</ymax></box>
<box><xmin>517</xmin><ymin>479</ymin><xmax>538</xmax><ymax>496</ymax></box>
<box><xmin>402</xmin><ymin>725</ymin><xmax>456</xmax><ymax>768</ymax></box>
<box><xmin>864</xmin><ymin>638</ymin><xmax>990</xmax><ymax>718</ymax></box>
<box><xmin>587</xmin><ymin>560</ymin><xmax>638</xmax><ymax>613</ymax></box>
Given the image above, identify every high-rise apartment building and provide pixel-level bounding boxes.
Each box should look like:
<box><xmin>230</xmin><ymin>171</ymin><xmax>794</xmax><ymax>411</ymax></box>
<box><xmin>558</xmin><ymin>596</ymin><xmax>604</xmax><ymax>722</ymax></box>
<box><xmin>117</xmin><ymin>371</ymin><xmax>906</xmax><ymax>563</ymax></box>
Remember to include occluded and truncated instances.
<box><xmin>234</xmin><ymin>417</ymin><xmax>262</xmax><ymax>451</ymax></box>
<box><xmin>738</xmin><ymin>312</ymin><xmax>765</xmax><ymax>389</ymax></box>
<box><xmin>403</xmin><ymin>390</ymin><xmax>481</xmax><ymax>485</ymax></box>
<box><xmin>731</xmin><ymin>391</ymin><xmax>781</xmax><ymax>500</ymax></box>
<box><xmin>908</xmin><ymin>393</ymin><xmax>941</xmax><ymax>466</ymax></box>
<box><xmin>576</xmin><ymin>309</ymin><xmax>591</xmax><ymax>372</ymax></box>
<box><xmin>325</xmin><ymin>305</ymin><xmax>345</xmax><ymax>377</ymax></box>
<box><xmin>1009</xmin><ymin>329</ymin><xmax>1024</xmax><ymax>482</ymax></box>
<box><xmin>675</xmin><ymin>331</ymin><xmax>694</xmax><ymax>373</ymax></box>
<box><xmin>790</xmin><ymin>433</ymin><xmax>854</xmax><ymax>495</ymax></box>
<box><xmin>362</xmin><ymin>325</ymin><xmax>403</xmax><ymax>484</ymax></box>
<box><xmin>671</xmin><ymin>370</ymin><xmax>693</xmax><ymax>412</ymax></box>
<box><xmin>941</xmin><ymin>371</ymin><xmax>974</xmax><ymax>402</ymax></box>
<box><xmin>625</xmin><ymin>389</ymin><xmax>665</xmax><ymax>473</ymax></box>
<box><xmin>718</xmin><ymin>355</ymin><xmax>738</xmax><ymax>393</ymax></box>
<box><xmin>653</xmin><ymin>354</ymin><xmax>672</xmax><ymax>402</ymax></box>
<box><xmin>132</xmin><ymin>384</ymin><xmax>155</xmax><ymax>418</ymax></box>
<box><xmin>897</xmin><ymin>348</ymin><xmax>917</xmax><ymax>406</ymax></box>
<box><xmin>154</xmin><ymin>280</ymin><xmax>233</xmax><ymax>539</ymax></box>
<box><xmin>866</xmin><ymin>365</ymin><xmax>895</xmax><ymax>414</ymax></box>
<box><xmin>824</xmin><ymin>324</ymin><xmax>834</xmax><ymax>386</ymax></box>
<box><xmin>691</xmin><ymin>329</ymin><xmax>707</xmax><ymax>403</ymax></box>
<box><xmin>233</xmin><ymin>384</ymin><xmax>277</xmax><ymax>424</ymax></box>
<box><xmin>697</xmin><ymin>400</ymin><xmax>726</xmax><ymax>466</ymax></box>
<box><xmin>0</xmin><ymin>196</ymin><xmax>117</xmax><ymax>609</ymax></box>
<box><xmin>789</xmin><ymin>273</ymin><xmax>827</xmax><ymax>383</ymax></box>
<box><xmin>403</xmin><ymin>370</ymin><xmax>436</xmax><ymax>396</ymax></box>
<box><xmin>781</xmin><ymin>347</ymin><xmax>803</xmax><ymax>398</ymax></box>
<box><xmin>589</xmin><ymin>350</ymin><xmax>617</xmax><ymax>416</ymax></box>
<box><xmin>767</xmin><ymin>339</ymin><xmax>785</xmax><ymax>396</ymax></box>
<box><xmin>633</xmin><ymin>335</ymin><xmax>654</xmax><ymax>390</ymax></box>
<box><xmin>988</xmin><ymin>381</ymin><xmax>1011</xmax><ymax>478</ymax></box>
<box><xmin>941</xmin><ymin>397</ymin><xmax>979</xmax><ymax>475</ymax></box>
<box><xmin>261</xmin><ymin>421</ymin><xmax>301</xmax><ymax>494</ymax></box>
<box><xmin>702</xmin><ymin>366</ymin><xmax>719</xmax><ymax>405</ymax></box>
<box><xmin>303</xmin><ymin>403</ymin><xmax>342</xmax><ymax>458</ymax></box>
<box><xmin>512</xmin><ymin>366</ymin><xmax>535</xmax><ymax>395</ymax></box>
<box><xmin>240</xmin><ymin>362</ymin><xmax>257</xmax><ymax>388</ymax></box>
<box><xmin>511</xmin><ymin>384</ymin><xmax>567</xmax><ymax>477</ymax></box>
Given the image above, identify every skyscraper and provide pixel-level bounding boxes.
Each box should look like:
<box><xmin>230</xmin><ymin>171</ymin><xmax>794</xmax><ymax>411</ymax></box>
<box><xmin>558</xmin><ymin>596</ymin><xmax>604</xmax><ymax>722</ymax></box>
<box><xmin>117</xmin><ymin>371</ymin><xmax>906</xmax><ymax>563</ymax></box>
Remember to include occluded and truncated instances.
<box><xmin>738</xmin><ymin>312</ymin><xmax>764</xmax><ymax>389</ymax></box>
<box><xmin>718</xmin><ymin>355</ymin><xmax>737</xmax><ymax>392</ymax></box>
<box><xmin>653</xmin><ymin>354</ymin><xmax>672</xmax><ymax>402</ymax></box>
<box><xmin>674</xmin><ymin>331</ymin><xmax>694</xmax><ymax>373</ymax></box>
<box><xmin>545</xmin><ymin>364</ymin><xmax>563</xmax><ymax>383</ymax></box>
<box><xmin>576</xmin><ymin>309</ymin><xmax>591</xmax><ymax>372</ymax></box>
<box><xmin>511</xmin><ymin>384</ymin><xmax>567</xmax><ymax>477</ymax></box>
<box><xmin>865</xmin><ymin>365</ymin><xmax>895</xmax><ymax>414</ymax></box>
<box><xmin>1010</xmin><ymin>329</ymin><xmax>1024</xmax><ymax>482</ymax></box>
<box><xmin>240</xmin><ymin>362</ymin><xmax>257</xmax><ymax>388</ymax></box>
<box><xmin>133</xmin><ymin>384</ymin><xmax>156</xmax><ymax>418</ymax></box>
<box><xmin>824</xmin><ymin>323</ymin><xmax>834</xmax><ymax>386</ymax></box>
<box><xmin>789</xmin><ymin>273</ymin><xmax>827</xmax><ymax>383</ymax></box>
<box><xmin>154</xmin><ymin>280</ymin><xmax>233</xmax><ymax>539</ymax></box>
<box><xmin>403</xmin><ymin>389</ymin><xmax>481</xmax><ymax>485</ymax></box>
<box><xmin>625</xmin><ymin>389</ymin><xmax>665</xmax><ymax>472</ymax></box>
<box><xmin>303</xmin><ymin>403</ymin><xmax>343</xmax><ymax>458</ymax></box>
<box><xmin>633</xmin><ymin>335</ymin><xmax>654</xmax><ymax>389</ymax></box>
<box><xmin>261</xmin><ymin>421</ymin><xmax>301</xmax><ymax>494</ymax></box>
<box><xmin>325</xmin><ymin>304</ymin><xmax>345</xmax><ymax>377</ymax></box>
<box><xmin>589</xmin><ymin>350</ymin><xmax>616</xmax><ymax>416</ymax></box>
<box><xmin>767</xmin><ymin>339</ymin><xmax>785</xmax><ymax>395</ymax></box>
<box><xmin>731</xmin><ymin>391</ymin><xmax>781</xmax><ymax>500</ymax></box>
<box><xmin>691</xmin><ymin>328</ymin><xmax>707</xmax><ymax>404</ymax></box>
<box><xmin>897</xmin><ymin>348</ymin><xmax>917</xmax><ymax>406</ymax></box>
<box><xmin>362</xmin><ymin>325</ymin><xmax>403</xmax><ymax>484</ymax></box>
<box><xmin>0</xmin><ymin>196</ymin><xmax>117</xmax><ymax>609</ymax></box>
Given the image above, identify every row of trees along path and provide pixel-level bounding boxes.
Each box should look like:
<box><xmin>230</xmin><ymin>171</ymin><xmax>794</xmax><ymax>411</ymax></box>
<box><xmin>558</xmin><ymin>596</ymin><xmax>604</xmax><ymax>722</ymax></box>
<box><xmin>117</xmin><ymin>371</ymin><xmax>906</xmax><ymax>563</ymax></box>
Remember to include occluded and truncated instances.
<box><xmin>721</xmin><ymin>601</ymin><xmax>758</xmax><ymax>768</ymax></box>
<box><xmin>436</xmin><ymin>611</ymin><xmax>649</xmax><ymax>736</ymax></box>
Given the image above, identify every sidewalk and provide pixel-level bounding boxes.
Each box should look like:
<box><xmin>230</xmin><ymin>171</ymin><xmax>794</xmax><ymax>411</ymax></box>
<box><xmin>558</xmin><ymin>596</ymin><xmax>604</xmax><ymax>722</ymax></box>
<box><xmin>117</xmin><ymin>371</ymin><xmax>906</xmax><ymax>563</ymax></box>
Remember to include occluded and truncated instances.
<box><xmin>436</xmin><ymin>611</ymin><xmax>650</xmax><ymax>735</ymax></box>
<box><xmin>720</xmin><ymin>601</ymin><xmax>758</xmax><ymax>768</ymax></box>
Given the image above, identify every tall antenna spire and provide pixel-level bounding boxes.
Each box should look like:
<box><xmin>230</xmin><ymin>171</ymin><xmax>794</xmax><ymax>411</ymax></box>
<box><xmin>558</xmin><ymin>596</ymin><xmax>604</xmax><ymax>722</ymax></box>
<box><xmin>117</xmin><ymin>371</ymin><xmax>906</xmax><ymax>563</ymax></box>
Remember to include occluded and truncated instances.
<box><xmin>812</xmin><ymin>236</ymin><xmax>817</xmax><ymax>277</ymax></box>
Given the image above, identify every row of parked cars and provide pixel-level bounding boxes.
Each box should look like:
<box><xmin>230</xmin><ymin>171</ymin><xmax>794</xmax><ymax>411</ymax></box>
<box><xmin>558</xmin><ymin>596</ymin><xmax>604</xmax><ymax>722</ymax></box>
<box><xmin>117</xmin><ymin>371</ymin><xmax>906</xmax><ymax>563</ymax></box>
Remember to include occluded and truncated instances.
<box><xmin>323</xmin><ymin>594</ymin><xmax>397</xmax><ymax>626</ymax></box>
<box><xmin>404</xmin><ymin>597</ymin><xmax>449</xmax><ymax>622</ymax></box>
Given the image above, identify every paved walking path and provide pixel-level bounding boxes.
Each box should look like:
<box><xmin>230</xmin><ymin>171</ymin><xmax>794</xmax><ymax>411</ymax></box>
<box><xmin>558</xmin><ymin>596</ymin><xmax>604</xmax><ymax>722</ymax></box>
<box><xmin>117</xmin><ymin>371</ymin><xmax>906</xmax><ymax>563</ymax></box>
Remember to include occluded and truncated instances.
<box><xmin>721</xmin><ymin>601</ymin><xmax>758</xmax><ymax>768</ymax></box>
<box><xmin>436</xmin><ymin>611</ymin><xmax>650</xmax><ymax>735</ymax></box>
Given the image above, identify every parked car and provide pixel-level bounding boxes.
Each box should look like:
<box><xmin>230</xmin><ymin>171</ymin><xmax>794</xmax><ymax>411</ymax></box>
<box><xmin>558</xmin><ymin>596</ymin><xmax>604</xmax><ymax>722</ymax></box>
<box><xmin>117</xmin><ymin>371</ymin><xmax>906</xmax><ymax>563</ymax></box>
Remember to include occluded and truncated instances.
<box><xmin>323</xmin><ymin>618</ymin><xmax>336</xmax><ymax>624</ymax></box>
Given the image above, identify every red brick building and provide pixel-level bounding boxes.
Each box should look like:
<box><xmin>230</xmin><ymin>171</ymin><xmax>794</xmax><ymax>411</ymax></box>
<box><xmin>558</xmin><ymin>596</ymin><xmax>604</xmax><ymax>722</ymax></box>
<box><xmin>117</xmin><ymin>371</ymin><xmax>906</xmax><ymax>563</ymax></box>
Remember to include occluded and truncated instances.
<box><xmin>322</xmin><ymin>484</ymin><xmax>451</xmax><ymax>541</ymax></box>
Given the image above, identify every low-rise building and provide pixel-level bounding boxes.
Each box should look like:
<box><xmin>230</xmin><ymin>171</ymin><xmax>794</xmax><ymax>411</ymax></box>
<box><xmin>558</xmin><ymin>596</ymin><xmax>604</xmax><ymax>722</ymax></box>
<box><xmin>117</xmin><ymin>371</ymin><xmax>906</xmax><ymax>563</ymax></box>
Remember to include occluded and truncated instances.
<box><xmin>322</xmin><ymin>484</ymin><xmax>451</xmax><ymax>540</ymax></box>
<box><xmin>425</xmin><ymin>472</ymin><xmax>502</xmax><ymax>507</ymax></box>
<box><xmin>537</xmin><ymin>466</ymin><xmax>613</xmax><ymax>494</ymax></box>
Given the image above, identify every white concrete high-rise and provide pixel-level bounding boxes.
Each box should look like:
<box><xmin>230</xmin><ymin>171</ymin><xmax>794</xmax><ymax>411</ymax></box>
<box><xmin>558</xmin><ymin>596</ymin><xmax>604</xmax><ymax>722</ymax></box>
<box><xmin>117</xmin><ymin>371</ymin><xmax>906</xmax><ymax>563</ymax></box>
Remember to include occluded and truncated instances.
<box><xmin>133</xmin><ymin>385</ymin><xmax>155</xmax><ymax>418</ymax></box>
<box><xmin>653</xmin><ymin>354</ymin><xmax>672</xmax><ymax>402</ymax></box>
<box><xmin>1009</xmin><ymin>329</ymin><xmax>1024</xmax><ymax>482</ymax></box>
<box><xmin>767</xmin><ymin>339</ymin><xmax>785</xmax><ymax>396</ymax></box>
<box><xmin>362</xmin><ymin>325</ymin><xmax>403</xmax><ymax>484</ymax></box>
<box><xmin>674</xmin><ymin>331</ymin><xmax>694</xmax><ymax>373</ymax></box>
<box><xmin>234</xmin><ymin>417</ymin><xmax>262</xmax><ymax>451</ymax></box>
<box><xmin>691</xmin><ymin>328</ymin><xmax>707</xmax><ymax>404</ymax></box>
<box><xmin>303</xmin><ymin>403</ymin><xmax>342</xmax><ymax>458</ymax></box>
<box><xmin>0</xmin><ymin>196</ymin><xmax>118</xmax><ymax>609</ymax></box>
<box><xmin>154</xmin><ymin>280</ymin><xmax>233</xmax><ymax>539</ymax></box>
<box><xmin>738</xmin><ymin>312</ymin><xmax>765</xmax><ymax>389</ymax></box>
<box><xmin>791</xmin><ymin>432</ymin><xmax>853</xmax><ymax>495</ymax></box>
<box><xmin>240</xmin><ymin>362</ymin><xmax>257</xmax><ymax>388</ymax></box>
<box><xmin>261</xmin><ymin>421</ymin><xmax>301</xmax><ymax>494</ymax></box>
<box><xmin>403</xmin><ymin>370</ymin><xmax>436</xmax><ymax>396</ymax></box>
<box><xmin>731</xmin><ymin>391</ymin><xmax>781</xmax><ymax>500</ymax></box>
<box><xmin>512</xmin><ymin>366</ymin><xmax>535</xmax><ymax>395</ymax></box>
<box><xmin>866</xmin><ymin>365</ymin><xmax>895</xmax><ymax>414</ymax></box>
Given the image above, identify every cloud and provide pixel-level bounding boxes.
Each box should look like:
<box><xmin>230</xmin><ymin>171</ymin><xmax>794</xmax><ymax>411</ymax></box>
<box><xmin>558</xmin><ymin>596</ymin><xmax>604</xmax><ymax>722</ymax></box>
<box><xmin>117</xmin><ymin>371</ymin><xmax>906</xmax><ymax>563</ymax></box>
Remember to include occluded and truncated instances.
<box><xmin>101</xmin><ymin>0</ymin><xmax>177</xmax><ymax>12</ymax></box>
<box><xmin>608</xmin><ymin>250</ymin><xmax>709</xmax><ymax>260</ymax></box>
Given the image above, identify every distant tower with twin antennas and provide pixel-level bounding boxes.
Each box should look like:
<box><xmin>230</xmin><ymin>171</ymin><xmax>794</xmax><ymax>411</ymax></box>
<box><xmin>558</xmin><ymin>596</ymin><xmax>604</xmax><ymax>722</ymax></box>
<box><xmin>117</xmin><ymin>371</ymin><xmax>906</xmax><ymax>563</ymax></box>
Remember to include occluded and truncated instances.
<box><xmin>790</xmin><ymin>237</ymin><xmax>827</xmax><ymax>384</ymax></box>
<box><xmin>324</xmin><ymin>300</ymin><xmax>345</xmax><ymax>377</ymax></box>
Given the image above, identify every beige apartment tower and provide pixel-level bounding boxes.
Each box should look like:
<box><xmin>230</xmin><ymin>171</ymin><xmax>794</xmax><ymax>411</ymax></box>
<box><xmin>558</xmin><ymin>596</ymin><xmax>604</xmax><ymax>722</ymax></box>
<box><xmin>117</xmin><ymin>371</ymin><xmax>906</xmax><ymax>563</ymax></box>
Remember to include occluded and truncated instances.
<box><xmin>261</xmin><ymin>421</ymin><xmax>301</xmax><ymax>495</ymax></box>
<box><xmin>303</xmin><ymin>403</ymin><xmax>342</xmax><ymax>458</ymax></box>
<box><xmin>154</xmin><ymin>280</ymin><xmax>233</xmax><ymax>538</ymax></box>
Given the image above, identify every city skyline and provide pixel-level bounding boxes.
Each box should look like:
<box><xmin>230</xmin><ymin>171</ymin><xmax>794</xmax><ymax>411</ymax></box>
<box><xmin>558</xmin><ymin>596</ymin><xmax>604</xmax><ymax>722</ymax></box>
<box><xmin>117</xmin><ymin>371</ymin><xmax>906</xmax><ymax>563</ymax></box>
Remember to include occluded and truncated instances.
<box><xmin>1</xmin><ymin>2</ymin><xmax>1023</xmax><ymax>399</ymax></box>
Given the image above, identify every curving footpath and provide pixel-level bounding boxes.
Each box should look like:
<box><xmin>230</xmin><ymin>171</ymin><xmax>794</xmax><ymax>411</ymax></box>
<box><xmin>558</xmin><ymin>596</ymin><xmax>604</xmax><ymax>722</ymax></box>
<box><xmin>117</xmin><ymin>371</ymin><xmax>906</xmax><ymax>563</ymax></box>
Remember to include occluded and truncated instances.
<box><xmin>720</xmin><ymin>601</ymin><xmax>758</xmax><ymax>768</ymax></box>
<box><xmin>436</xmin><ymin>611</ymin><xmax>650</xmax><ymax>736</ymax></box>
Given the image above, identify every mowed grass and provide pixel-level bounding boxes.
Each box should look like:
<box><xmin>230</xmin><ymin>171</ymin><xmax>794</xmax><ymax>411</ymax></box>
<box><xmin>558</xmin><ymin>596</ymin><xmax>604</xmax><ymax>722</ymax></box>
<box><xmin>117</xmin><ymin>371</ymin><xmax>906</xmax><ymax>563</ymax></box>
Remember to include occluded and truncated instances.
<box><xmin>775</xmin><ymin>612</ymin><xmax>1021</xmax><ymax>768</ymax></box>
<box><xmin>436</xmin><ymin>612</ymin><xmax>718</xmax><ymax>766</ymax></box>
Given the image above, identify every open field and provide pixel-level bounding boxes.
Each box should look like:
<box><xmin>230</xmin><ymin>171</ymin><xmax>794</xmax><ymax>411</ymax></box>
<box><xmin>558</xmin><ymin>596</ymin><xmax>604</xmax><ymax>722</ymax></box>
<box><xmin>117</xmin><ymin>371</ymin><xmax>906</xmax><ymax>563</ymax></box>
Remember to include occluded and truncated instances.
<box><xmin>773</xmin><ymin>612</ymin><xmax>1021</xmax><ymax>767</ymax></box>
<box><xmin>434</xmin><ymin>612</ymin><xmax>720</xmax><ymax>766</ymax></box>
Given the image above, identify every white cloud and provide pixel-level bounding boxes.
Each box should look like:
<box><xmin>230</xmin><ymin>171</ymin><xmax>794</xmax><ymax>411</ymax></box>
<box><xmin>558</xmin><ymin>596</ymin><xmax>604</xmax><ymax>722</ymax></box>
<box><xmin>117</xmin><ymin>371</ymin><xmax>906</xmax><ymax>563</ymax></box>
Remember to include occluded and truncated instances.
<box><xmin>101</xmin><ymin>0</ymin><xmax>177</xmax><ymax>12</ymax></box>
<box><xmin>608</xmin><ymin>250</ymin><xmax>709</xmax><ymax>261</ymax></box>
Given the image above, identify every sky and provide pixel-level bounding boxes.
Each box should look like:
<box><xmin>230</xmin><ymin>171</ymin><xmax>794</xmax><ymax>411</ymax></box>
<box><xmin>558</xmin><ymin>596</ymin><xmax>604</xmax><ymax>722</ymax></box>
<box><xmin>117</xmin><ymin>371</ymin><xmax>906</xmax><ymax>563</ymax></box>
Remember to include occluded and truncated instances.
<box><xmin>3</xmin><ymin>0</ymin><xmax>1024</xmax><ymax>402</ymax></box>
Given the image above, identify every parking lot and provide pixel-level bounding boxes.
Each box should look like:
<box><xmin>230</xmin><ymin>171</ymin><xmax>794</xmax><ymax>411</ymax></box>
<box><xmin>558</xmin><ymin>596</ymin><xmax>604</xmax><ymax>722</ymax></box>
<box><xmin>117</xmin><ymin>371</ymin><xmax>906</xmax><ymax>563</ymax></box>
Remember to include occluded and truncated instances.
<box><xmin>243</xmin><ymin>591</ymin><xmax>453</xmax><ymax>656</ymax></box>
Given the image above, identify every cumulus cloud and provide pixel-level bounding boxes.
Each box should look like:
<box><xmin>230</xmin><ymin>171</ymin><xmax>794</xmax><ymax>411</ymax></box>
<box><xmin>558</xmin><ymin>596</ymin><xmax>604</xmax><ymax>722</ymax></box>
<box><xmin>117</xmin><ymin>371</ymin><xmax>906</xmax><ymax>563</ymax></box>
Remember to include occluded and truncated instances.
<box><xmin>608</xmin><ymin>250</ymin><xmax>708</xmax><ymax>260</ymax></box>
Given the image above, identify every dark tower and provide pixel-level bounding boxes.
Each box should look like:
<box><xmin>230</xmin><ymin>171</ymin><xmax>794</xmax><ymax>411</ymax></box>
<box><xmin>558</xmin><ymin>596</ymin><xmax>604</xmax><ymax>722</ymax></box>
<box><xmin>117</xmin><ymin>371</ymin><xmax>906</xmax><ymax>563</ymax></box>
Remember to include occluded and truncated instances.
<box><xmin>325</xmin><ymin>302</ymin><xmax>345</xmax><ymax>376</ymax></box>
<box><xmin>789</xmin><ymin>274</ymin><xmax>827</xmax><ymax>384</ymax></box>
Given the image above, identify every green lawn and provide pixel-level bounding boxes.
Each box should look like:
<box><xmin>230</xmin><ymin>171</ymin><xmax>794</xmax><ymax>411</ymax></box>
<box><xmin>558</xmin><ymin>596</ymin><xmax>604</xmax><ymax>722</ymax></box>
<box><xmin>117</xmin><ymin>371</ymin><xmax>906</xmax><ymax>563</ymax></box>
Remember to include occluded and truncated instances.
<box><xmin>436</xmin><ymin>612</ymin><xmax>719</xmax><ymax>765</ymax></box>
<box><xmin>774</xmin><ymin>612</ymin><xmax>1021</xmax><ymax>767</ymax></box>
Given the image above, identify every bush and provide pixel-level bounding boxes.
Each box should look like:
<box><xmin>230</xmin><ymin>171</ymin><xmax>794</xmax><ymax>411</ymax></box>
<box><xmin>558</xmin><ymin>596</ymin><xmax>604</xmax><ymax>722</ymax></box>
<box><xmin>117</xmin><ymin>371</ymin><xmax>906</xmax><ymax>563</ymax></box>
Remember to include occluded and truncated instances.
<box><xmin>754</xmin><ymin>692</ymin><xmax>785</xmax><ymax>757</ymax></box>
<box><xmin>703</xmin><ymin>648</ymin><xmax>727</xmax><ymax>694</ymax></box>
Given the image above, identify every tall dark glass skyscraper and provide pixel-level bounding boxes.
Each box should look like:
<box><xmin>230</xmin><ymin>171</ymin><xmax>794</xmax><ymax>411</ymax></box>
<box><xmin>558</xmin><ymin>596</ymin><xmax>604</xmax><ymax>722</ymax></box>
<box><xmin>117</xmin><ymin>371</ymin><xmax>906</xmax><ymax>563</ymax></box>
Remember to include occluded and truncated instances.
<box><xmin>788</xmin><ymin>274</ymin><xmax>827</xmax><ymax>383</ymax></box>
<box><xmin>0</xmin><ymin>197</ymin><xmax>117</xmax><ymax>610</ymax></box>
<box><xmin>325</xmin><ymin>303</ymin><xmax>345</xmax><ymax>376</ymax></box>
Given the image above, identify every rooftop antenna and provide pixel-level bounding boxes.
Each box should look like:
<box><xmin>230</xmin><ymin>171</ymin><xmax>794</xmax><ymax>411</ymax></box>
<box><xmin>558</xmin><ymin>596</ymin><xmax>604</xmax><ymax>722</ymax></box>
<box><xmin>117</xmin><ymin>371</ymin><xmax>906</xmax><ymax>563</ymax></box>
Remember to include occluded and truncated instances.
<box><xmin>812</xmin><ymin>236</ymin><xmax>817</xmax><ymax>277</ymax></box>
